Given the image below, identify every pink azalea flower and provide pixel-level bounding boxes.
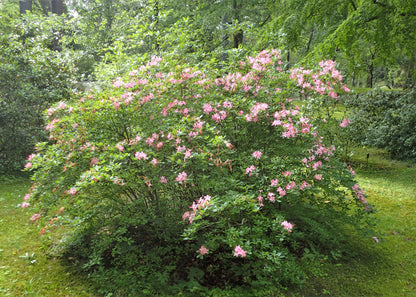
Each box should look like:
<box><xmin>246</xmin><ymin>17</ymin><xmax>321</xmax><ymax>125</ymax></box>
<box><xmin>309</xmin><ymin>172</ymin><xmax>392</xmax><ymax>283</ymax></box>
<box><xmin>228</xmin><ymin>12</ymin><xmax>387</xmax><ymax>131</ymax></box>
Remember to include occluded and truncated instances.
<box><xmin>277</xmin><ymin>187</ymin><xmax>286</xmax><ymax>196</ymax></box>
<box><xmin>312</xmin><ymin>161</ymin><xmax>322</xmax><ymax>170</ymax></box>
<box><xmin>281</xmin><ymin>220</ymin><xmax>294</xmax><ymax>232</ymax></box>
<box><xmin>156</xmin><ymin>141</ymin><xmax>164</xmax><ymax>149</ymax></box>
<box><xmin>128</xmin><ymin>69</ymin><xmax>139</xmax><ymax>77</ymax></box>
<box><xmin>151</xmin><ymin>158</ymin><xmax>158</xmax><ymax>167</ymax></box>
<box><xmin>299</xmin><ymin>181</ymin><xmax>311</xmax><ymax>190</ymax></box>
<box><xmin>176</xmin><ymin>171</ymin><xmax>188</xmax><ymax>182</ymax></box>
<box><xmin>282</xmin><ymin>171</ymin><xmax>292</xmax><ymax>177</ymax></box>
<box><xmin>257</xmin><ymin>195</ymin><xmax>264</xmax><ymax>207</ymax></box>
<box><xmin>211</xmin><ymin>113</ymin><xmax>222</xmax><ymax>122</ymax></box>
<box><xmin>341</xmin><ymin>85</ymin><xmax>351</xmax><ymax>92</ymax></box>
<box><xmin>267</xmin><ymin>192</ymin><xmax>275</xmax><ymax>202</ymax></box>
<box><xmin>242</xmin><ymin>85</ymin><xmax>252</xmax><ymax>92</ymax></box>
<box><xmin>271</xmin><ymin>179</ymin><xmax>279</xmax><ymax>187</ymax></box>
<box><xmin>160</xmin><ymin>176</ymin><xmax>168</xmax><ymax>183</ymax></box>
<box><xmin>24</xmin><ymin>162</ymin><xmax>32</xmax><ymax>169</ymax></box>
<box><xmin>233</xmin><ymin>245</ymin><xmax>247</xmax><ymax>258</ymax></box>
<box><xmin>328</xmin><ymin>91</ymin><xmax>338</xmax><ymax>98</ymax></box>
<box><xmin>58</xmin><ymin>101</ymin><xmax>66</xmax><ymax>109</ymax></box>
<box><xmin>339</xmin><ymin>118</ymin><xmax>351</xmax><ymax>128</ymax></box>
<box><xmin>203</xmin><ymin>103</ymin><xmax>213</xmax><ymax>114</ymax></box>
<box><xmin>68</xmin><ymin>187</ymin><xmax>77</xmax><ymax>196</ymax></box>
<box><xmin>21</xmin><ymin>201</ymin><xmax>30</xmax><ymax>209</ymax></box>
<box><xmin>199</xmin><ymin>246</ymin><xmax>209</xmax><ymax>255</ymax></box>
<box><xmin>112</xmin><ymin>78</ymin><xmax>124</xmax><ymax>88</ymax></box>
<box><xmin>184</xmin><ymin>149</ymin><xmax>192</xmax><ymax>158</ymax></box>
<box><xmin>182</xmin><ymin>211</ymin><xmax>194</xmax><ymax>223</ymax></box>
<box><xmin>245</xmin><ymin>165</ymin><xmax>256</xmax><ymax>176</ymax></box>
<box><xmin>286</xmin><ymin>181</ymin><xmax>296</xmax><ymax>190</ymax></box>
<box><xmin>314</xmin><ymin>174</ymin><xmax>322</xmax><ymax>181</ymax></box>
<box><xmin>135</xmin><ymin>151</ymin><xmax>148</xmax><ymax>160</ymax></box>
<box><xmin>193</xmin><ymin>121</ymin><xmax>204</xmax><ymax>130</ymax></box>
<box><xmin>223</xmin><ymin>101</ymin><xmax>233</xmax><ymax>108</ymax></box>
<box><xmin>116</xmin><ymin>143</ymin><xmax>124</xmax><ymax>151</ymax></box>
<box><xmin>352</xmin><ymin>184</ymin><xmax>368</xmax><ymax>204</ymax></box>
<box><xmin>24</xmin><ymin>194</ymin><xmax>30</xmax><ymax>201</ymax></box>
<box><xmin>252</xmin><ymin>151</ymin><xmax>262</xmax><ymax>159</ymax></box>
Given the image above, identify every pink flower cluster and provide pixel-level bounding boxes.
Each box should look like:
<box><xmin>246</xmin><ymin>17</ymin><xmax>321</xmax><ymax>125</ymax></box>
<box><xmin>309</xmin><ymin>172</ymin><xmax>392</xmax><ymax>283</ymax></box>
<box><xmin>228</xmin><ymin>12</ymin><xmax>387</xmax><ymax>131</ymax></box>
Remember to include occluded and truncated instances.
<box><xmin>252</xmin><ymin>151</ymin><xmax>262</xmax><ymax>159</ymax></box>
<box><xmin>199</xmin><ymin>245</ymin><xmax>209</xmax><ymax>255</ymax></box>
<box><xmin>245</xmin><ymin>102</ymin><xmax>269</xmax><ymax>122</ymax></box>
<box><xmin>182</xmin><ymin>195</ymin><xmax>211</xmax><ymax>224</ymax></box>
<box><xmin>339</xmin><ymin>118</ymin><xmax>351</xmax><ymax>128</ymax></box>
<box><xmin>352</xmin><ymin>184</ymin><xmax>368</xmax><ymax>205</ymax></box>
<box><xmin>245</xmin><ymin>165</ymin><xmax>256</xmax><ymax>176</ymax></box>
<box><xmin>247</xmin><ymin>49</ymin><xmax>282</xmax><ymax>73</ymax></box>
<box><xmin>135</xmin><ymin>151</ymin><xmax>148</xmax><ymax>160</ymax></box>
<box><xmin>281</xmin><ymin>220</ymin><xmax>294</xmax><ymax>232</ymax></box>
<box><xmin>271</xmin><ymin>106</ymin><xmax>310</xmax><ymax>138</ymax></box>
<box><xmin>176</xmin><ymin>171</ymin><xmax>188</xmax><ymax>183</ymax></box>
<box><xmin>233</xmin><ymin>245</ymin><xmax>247</xmax><ymax>257</ymax></box>
<box><xmin>290</xmin><ymin>60</ymin><xmax>350</xmax><ymax>99</ymax></box>
<box><xmin>68</xmin><ymin>187</ymin><xmax>77</xmax><ymax>196</ymax></box>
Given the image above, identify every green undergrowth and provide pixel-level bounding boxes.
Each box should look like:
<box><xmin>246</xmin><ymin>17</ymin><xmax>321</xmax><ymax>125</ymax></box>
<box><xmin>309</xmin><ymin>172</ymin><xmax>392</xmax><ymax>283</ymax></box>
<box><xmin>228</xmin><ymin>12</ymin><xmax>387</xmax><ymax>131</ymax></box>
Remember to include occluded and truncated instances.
<box><xmin>1</xmin><ymin>146</ymin><xmax>415</xmax><ymax>296</ymax></box>
<box><xmin>0</xmin><ymin>177</ymin><xmax>97</xmax><ymax>297</ymax></box>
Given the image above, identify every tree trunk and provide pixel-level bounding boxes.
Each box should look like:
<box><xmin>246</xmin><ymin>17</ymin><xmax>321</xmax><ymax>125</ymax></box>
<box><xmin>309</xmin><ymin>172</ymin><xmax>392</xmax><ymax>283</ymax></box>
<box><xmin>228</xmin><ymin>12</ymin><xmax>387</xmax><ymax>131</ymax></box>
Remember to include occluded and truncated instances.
<box><xmin>221</xmin><ymin>13</ymin><xmax>229</xmax><ymax>63</ymax></box>
<box><xmin>233</xmin><ymin>29</ymin><xmax>243</xmax><ymax>49</ymax></box>
<box><xmin>366</xmin><ymin>51</ymin><xmax>376</xmax><ymax>88</ymax></box>
<box><xmin>305</xmin><ymin>28</ymin><xmax>314</xmax><ymax>54</ymax></box>
<box><xmin>404</xmin><ymin>57</ymin><xmax>415</xmax><ymax>89</ymax></box>
<box><xmin>232</xmin><ymin>0</ymin><xmax>243</xmax><ymax>48</ymax></box>
<box><xmin>19</xmin><ymin>0</ymin><xmax>32</xmax><ymax>14</ymax></box>
<box><xmin>154</xmin><ymin>1</ymin><xmax>160</xmax><ymax>52</ymax></box>
<box><xmin>367</xmin><ymin>63</ymin><xmax>374</xmax><ymax>88</ymax></box>
<box><xmin>51</xmin><ymin>0</ymin><xmax>64</xmax><ymax>15</ymax></box>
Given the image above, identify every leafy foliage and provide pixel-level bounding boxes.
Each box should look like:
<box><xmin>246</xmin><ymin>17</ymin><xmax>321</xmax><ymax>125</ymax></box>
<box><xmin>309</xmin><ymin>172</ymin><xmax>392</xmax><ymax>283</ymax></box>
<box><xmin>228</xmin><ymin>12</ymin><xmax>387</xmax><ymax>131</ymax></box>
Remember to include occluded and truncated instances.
<box><xmin>0</xmin><ymin>14</ymin><xmax>77</xmax><ymax>174</ymax></box>
<box><xmin>345</xmin><ymin>89</ymin><xmax>416</xmax><ymax>160</ymax></box>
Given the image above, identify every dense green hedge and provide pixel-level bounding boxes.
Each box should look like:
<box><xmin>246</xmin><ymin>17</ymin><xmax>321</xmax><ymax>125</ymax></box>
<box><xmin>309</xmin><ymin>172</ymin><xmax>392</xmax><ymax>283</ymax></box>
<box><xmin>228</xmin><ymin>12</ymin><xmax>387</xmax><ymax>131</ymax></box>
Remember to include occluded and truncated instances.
<box><xmin>345</xmin><ymin>89</ymin><xmax>416</xmax><ymax>160</ymax></box>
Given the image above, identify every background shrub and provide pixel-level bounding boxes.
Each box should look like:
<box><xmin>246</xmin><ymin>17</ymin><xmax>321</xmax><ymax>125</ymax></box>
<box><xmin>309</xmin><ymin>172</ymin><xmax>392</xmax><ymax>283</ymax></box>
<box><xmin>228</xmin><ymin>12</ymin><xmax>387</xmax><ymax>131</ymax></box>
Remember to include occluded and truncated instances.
<box><xmin>345</xmin><ymin>89</ymin><xmax>416</xmax><ymax>160</ymax></box>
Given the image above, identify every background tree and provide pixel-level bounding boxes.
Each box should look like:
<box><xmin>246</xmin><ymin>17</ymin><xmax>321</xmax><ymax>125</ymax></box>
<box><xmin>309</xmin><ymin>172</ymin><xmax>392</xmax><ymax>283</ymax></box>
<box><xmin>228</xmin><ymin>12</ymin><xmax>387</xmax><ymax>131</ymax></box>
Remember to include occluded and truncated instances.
<box><xmin>0</xmin><ymin>14</ymin><xmax>77</xmax><ymax>174</ymax></box>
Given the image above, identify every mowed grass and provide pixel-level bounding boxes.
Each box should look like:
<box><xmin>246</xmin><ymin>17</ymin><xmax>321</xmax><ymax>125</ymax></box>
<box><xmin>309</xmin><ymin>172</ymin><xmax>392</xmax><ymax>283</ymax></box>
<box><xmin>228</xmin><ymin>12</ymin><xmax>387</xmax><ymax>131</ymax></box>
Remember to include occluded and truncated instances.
<box><xmin>0</xmin><ymin>177</ymin><xmax>97</xmax><ymax>297</ymax></box>
<box><xmin>0</xmin><ymin>147</ymin><xmax>415</xmax><ymax>296</ymax></box>
<box><xmin>290</xmin><ymin>147</ymin><xmax>416</xmax><ymax>296</ymax></box>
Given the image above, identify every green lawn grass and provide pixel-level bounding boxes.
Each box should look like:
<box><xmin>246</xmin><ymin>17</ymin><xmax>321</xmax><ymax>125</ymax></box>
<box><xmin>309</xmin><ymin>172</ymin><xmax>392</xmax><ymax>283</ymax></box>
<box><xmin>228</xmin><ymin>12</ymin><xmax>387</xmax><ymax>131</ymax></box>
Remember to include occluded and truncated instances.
<box><xmin>289</xmin><ymin>147</ymin><xmax>416</xmax><ymax>297</ymax></box>
<box><xmin>0</xmin><ymin>147</ymin><xmax>415</xmax><ymax>296</ymax></box>
<box><xmin>0</xmin><ymin>178</ymin><xmax>97</xmax><ymax>297</ymax></box>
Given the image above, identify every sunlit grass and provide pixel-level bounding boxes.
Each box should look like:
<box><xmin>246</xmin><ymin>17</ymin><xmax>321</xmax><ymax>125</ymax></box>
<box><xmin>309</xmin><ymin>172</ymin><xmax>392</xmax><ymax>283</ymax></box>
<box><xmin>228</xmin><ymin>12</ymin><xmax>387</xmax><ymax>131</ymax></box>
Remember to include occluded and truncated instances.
<box><xmin>0</xmin><ymin>178</ymin><xmax>97</xmax><ymax>297</ymax></box>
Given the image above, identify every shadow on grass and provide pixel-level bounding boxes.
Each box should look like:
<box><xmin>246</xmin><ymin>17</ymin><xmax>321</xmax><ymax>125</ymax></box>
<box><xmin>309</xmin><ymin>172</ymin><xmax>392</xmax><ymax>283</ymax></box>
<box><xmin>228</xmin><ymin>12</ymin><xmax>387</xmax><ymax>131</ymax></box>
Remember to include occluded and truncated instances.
<box><xmin>287</xmin><ymin>148</ymin><xmax>416</xmax><ymax>297</ymax></box>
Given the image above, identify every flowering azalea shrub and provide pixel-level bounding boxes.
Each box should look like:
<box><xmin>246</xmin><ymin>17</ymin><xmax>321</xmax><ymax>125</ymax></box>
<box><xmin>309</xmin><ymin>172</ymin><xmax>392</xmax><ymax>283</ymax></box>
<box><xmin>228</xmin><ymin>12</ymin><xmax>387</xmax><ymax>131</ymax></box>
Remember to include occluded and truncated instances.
<box><xmin>23</xmin><ymin>51</ymin><xmax>375</xmax><ymax>295</ymax></box>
